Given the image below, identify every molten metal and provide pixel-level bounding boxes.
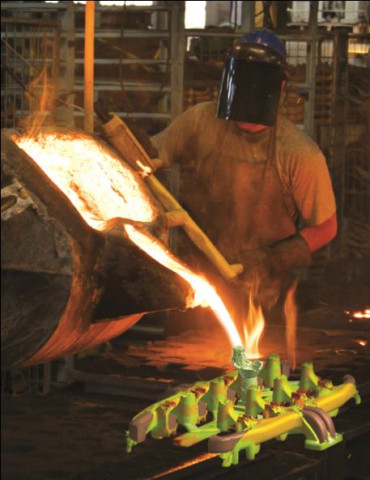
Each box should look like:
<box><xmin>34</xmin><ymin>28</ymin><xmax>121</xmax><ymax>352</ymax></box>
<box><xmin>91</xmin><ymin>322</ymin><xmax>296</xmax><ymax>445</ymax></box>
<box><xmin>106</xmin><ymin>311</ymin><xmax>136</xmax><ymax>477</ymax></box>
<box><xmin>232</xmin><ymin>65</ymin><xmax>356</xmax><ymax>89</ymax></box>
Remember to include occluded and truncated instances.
<box><xmin>15</xmin><ymin>131</ymin><xmax>249</xmax><ymax>353</ymax></box>
<box><xmin>16</xmin><ymin>132</ymin><xmax>157</xmax><ymax>228</ymax></box>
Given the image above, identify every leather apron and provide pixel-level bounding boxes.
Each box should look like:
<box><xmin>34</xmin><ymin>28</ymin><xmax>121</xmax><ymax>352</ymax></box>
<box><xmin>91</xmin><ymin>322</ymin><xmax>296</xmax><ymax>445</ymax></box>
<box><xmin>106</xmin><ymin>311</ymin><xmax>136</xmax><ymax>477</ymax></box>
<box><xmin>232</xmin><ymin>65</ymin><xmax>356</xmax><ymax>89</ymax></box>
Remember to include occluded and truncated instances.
<box><xmin>171</xmin><ymin>121</ymin><xmax>298</xmax><ymax>333</ymax></box>
<box><xmin>179</xmin><ymin>123</ymin><xmax>297</xmax><ymax>266</ymax></box>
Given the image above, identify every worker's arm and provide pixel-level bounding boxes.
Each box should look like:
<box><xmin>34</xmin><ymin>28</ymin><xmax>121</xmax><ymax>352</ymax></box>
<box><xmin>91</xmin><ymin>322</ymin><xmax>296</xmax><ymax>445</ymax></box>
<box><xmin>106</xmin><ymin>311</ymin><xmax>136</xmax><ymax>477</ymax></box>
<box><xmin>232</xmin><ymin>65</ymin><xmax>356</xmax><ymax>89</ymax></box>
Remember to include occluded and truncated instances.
<box><xmin>268</xmin><ymin>213</ymin><xmax>337</xmax><ymax>272</ymax></box>
<box><xmin>151</xmin><ymin>103</ymin><xmax>209</xmax><ymax>167</ymax></box>
<box><xmin>299</xmin><ymin>212</ymin><xmax>337</xmax><ymax>253</ymax></box>
<box><xmin>268</xmin><ymin>149</ymin><xmax>337</xmax><ymax>272</ymax></box>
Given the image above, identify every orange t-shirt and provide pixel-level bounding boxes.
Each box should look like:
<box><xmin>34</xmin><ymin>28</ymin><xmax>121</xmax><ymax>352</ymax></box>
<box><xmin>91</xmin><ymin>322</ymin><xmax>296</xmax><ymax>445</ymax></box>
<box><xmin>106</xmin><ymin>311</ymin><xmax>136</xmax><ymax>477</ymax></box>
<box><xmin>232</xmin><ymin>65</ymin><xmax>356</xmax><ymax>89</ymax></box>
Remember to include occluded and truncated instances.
<box><xmin>152</xmin><ymin>102</ymin><xmax>337</xmax><ymax>252</ymax></box>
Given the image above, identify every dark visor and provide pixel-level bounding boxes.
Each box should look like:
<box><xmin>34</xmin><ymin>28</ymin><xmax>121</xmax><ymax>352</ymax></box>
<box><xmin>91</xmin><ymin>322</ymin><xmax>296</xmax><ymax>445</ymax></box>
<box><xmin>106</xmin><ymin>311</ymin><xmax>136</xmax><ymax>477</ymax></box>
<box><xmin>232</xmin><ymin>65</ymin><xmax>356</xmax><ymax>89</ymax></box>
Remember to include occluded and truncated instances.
<box><xmin>217</xmin><ymin>58</ymin><xmax>285</xmax><ymax>126</ymax></box>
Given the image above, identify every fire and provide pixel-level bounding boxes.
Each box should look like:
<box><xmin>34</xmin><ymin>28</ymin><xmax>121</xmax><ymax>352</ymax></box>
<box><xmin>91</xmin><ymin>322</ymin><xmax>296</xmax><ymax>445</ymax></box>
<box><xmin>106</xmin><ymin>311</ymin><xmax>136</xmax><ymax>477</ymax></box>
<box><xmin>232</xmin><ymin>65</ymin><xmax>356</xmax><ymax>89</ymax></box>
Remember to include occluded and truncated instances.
<box><xmin>345</xmin><ymin>308</ymin><xmax>370</xmax><ymax>321</ymax></box>
<box><xmin>352</xmin><ymin>309</ymin><xmax>370</xmax><ymax>319</ymax></box>
<box><xmin>242</xmin><ymin>292</ymin><xmax>265</xmax><ymax>360</ymax></box>
<box><xmin>14</xmin><ymin>131</ymin><xmax>245</xmax><ymax>351</ymax></box>
<box><xmin>284</xmin><ymin>279</ymin><xmax>298</xmax><ymax>370</ymax></box>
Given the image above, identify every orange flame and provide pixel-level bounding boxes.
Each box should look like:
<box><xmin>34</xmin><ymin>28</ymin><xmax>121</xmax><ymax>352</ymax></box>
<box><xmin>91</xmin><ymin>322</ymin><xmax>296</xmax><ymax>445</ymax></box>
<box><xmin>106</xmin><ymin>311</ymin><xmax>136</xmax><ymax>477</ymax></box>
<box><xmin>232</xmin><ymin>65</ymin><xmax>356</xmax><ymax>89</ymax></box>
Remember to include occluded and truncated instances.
<box><xmin>242</xmin><ymin>292</ymin><xmax>265</xmax><ymax>359</ymax></box>
<box><xmin>14</xmin><ymin>132</ymin><xmax>245</xmax><ymax>351</ymax></box>
<box><xmin>284</xmin><ymin>278</ymin><xmax>298</xmax><ymax>370</ymax></box>
<box><xmin>22</xmin><ymin>68</ymin><xmax>55</xmax><ymax>136</ymax></box>
<box><xmin>352</xmin><ymin>309</ymin><xmax>370</xmax><ymax>320</ymax></box>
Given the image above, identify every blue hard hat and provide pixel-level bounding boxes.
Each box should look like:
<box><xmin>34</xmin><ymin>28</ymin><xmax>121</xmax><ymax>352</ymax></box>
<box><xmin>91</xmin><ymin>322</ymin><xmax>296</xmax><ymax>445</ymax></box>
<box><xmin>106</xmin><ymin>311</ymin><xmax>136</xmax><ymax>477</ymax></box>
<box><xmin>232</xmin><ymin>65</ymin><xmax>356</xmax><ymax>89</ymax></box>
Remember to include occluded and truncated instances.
<box><xmin>239</xmin><ymin>29</ymin><xmax>287</xmax><ymax>61</ymax></box>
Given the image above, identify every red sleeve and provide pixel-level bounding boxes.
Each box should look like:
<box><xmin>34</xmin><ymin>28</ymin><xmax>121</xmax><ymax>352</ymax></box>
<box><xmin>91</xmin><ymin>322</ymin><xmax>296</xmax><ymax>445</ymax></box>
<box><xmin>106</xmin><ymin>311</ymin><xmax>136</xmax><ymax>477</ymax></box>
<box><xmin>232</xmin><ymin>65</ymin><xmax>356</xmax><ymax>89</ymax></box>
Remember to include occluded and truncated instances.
<box><xmin>299</xmin><ymin>212</ymin><xmax>337</xmax><ymax>253</ymax></box>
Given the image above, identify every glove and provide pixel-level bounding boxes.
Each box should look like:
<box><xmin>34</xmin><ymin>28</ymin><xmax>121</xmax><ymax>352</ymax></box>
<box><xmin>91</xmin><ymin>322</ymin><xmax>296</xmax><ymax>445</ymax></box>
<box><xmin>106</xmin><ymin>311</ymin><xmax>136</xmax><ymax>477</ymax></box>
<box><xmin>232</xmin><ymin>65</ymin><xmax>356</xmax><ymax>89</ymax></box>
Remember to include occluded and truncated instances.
<box><xmin>237</xmin><ymin>248</ymin><xmax>281</xmax><ymax>310</ymax></box>
<box><xmin>236</xmin><ymin>235</ymin><xmax>310</xmax><ymax>311</ymax></box>
<box><xmin>269</xmin><ymin>234</ymin><xmax>311</xmax><ymax>272</ymax></box>
<box><xmin>126</xmin><ymin>122</ymin><xmax>159</xmax><ymax>159</ymax></box>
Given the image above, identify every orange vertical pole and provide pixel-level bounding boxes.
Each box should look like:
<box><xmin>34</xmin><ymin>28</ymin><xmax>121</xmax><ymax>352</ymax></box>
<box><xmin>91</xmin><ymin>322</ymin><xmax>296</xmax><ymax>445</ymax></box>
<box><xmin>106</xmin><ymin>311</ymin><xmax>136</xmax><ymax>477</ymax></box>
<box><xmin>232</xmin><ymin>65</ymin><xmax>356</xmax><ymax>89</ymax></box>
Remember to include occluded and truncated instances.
<box><xmin>84</xmin><ymin>1</ymin><xmax>95</xmax><ymax>133</ymax></box>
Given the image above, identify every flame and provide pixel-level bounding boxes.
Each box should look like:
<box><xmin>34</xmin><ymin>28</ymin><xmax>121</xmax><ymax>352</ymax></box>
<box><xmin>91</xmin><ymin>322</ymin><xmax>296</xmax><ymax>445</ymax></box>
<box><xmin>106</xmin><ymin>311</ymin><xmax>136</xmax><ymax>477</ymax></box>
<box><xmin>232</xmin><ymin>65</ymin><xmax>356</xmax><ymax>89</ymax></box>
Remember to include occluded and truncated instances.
<box><xmin>242</xmin><ymin>291</ymin><xmax>265</xmax><ymax>360</ymax></box>
<box><xmin>14</xmin><ymin>131</ymin><xmax>244</xmax><ymax>351</ymax></box>
<box><xmin>21</xmin><ymin>68</ymin><xmax>56</xmax><ymax>136</ymax></box>
<box><xmin>345</xmin><ymin>308</ymin><xmax>370</xmax><ymax>323</ymax></box>
<box><xmin>284</xmin><ymin>279</ymin><xmax>298</xmax><ymax>370</ymax></box>
<box><xmin>352</xmin><ymin>309</ymin><xmax>370</xmax><ymax>319</ymax></box>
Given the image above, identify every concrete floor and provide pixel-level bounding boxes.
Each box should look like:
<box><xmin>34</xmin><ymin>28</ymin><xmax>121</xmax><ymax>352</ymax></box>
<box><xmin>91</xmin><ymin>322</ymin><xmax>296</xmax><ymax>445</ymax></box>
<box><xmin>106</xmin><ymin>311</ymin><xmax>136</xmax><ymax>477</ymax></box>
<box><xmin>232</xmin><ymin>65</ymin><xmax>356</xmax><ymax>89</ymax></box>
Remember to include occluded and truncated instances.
<box><xmin>2</xmin><ymin>267</ymin><xmax>370</xmax><ymax>480</ymax></box>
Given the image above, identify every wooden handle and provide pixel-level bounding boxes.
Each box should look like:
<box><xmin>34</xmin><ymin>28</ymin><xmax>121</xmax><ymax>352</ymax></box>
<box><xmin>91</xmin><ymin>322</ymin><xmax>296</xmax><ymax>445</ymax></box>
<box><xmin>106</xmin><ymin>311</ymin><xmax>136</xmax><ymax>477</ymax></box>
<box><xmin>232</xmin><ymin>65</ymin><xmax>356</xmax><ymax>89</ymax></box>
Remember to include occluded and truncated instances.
<box><xmin>148</xmin><ymin>176</ymin><xmax>243</xmax><ymax>281</ymax></box>
<box><xmin>101</xmin><ymin>115</ymin><xmax>243</xmax><ymax>281</ymax></box>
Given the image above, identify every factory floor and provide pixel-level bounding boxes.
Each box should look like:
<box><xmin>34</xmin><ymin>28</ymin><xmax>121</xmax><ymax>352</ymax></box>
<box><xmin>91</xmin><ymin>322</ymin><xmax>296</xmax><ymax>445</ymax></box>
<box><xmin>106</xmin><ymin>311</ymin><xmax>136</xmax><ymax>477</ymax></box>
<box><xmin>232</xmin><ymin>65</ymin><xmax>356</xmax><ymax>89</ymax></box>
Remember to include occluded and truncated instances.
<box><xmin>2</xmin><ymin>267</ymin><xmax>370</xmax><ymax>480</ymax></box>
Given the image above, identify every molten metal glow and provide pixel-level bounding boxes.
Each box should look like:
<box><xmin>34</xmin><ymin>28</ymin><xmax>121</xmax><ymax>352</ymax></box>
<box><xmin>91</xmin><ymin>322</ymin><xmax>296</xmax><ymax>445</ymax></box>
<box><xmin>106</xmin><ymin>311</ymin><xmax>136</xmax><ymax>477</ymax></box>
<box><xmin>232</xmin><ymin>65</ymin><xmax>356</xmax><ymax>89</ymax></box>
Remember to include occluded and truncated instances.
<box><xmin>15</xmin><ymin>132</ymin><xmax>245</xmax><ymax>350</ymax></box>
<box><xmin>125</xmin><ymin>225</ymin><xmax>243</xmax><ymax>347</ymax></box>
<box><xmin>242</xmin><ymin>292</ymin><xmax>265</xmax><ymax>360</ymax></box>
<box><xmin>352</xmin><ymin>309</ymin><xmax>370</xmax><ymax>319</ymax></box>
<box><xmin>15</xmin><ymin>133</ymin><xmax>157</xmax><ymax>229</ymax></box>
<box><xmin>345</xmin><ymin>308</ymin><xmax>370</xmax><ymax>322</ymax></box>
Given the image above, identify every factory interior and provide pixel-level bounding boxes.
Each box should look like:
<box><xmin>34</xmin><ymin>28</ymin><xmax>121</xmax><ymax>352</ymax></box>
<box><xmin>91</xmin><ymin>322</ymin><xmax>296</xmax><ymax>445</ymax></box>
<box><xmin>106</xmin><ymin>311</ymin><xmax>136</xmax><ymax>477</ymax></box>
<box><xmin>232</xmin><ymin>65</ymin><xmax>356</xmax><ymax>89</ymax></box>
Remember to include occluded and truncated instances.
<box><xmin>1</xmin><ymin>1</ymin><xmax>370</xmax><ymax>479</ymax></box>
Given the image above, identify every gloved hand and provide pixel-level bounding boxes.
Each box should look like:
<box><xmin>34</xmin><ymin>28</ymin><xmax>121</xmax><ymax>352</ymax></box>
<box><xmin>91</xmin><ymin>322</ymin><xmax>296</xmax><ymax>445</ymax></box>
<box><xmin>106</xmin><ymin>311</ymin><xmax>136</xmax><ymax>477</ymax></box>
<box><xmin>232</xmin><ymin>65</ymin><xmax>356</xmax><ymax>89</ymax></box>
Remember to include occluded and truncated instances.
<box><xmin>269</xmin><ymin>234</ymin><xmax>311</xmax><ymax>272</ymax></box>
<box><xmin>240</xmin><ymin>234</ymin><xmax>311</xmax><ymax>278</ymax></box>
<box><xmin>237</xmin><ymin>248</ymin><xmax>281</xmax><ymax>310</ymax></box>
<box><xmin>236</xmin><ymin>234</ymin><xmax>311</xmax><ymax>309</ymax></box>
<box><xmin>126</xmin><ymin>122</ymin><xmax>159</xmax><ymax>159</ymax></box>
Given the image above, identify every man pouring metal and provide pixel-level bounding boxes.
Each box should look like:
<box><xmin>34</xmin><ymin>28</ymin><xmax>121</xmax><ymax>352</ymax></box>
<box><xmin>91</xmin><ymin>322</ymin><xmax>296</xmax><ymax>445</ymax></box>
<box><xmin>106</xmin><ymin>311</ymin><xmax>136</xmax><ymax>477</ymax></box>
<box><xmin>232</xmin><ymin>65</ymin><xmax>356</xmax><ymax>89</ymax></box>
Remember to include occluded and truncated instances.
<box><xmin>152</xmin><ymin>30</ymin><xmax>337</xmax><ymax>319</ymax></box>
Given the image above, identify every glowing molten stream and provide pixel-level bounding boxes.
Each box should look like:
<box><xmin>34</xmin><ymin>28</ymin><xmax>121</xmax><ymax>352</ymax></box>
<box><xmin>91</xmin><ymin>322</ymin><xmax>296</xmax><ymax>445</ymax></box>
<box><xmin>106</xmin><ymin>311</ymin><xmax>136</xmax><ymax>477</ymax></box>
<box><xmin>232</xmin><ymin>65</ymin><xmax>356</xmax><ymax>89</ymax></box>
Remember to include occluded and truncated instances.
<box><xmin>15</xmin><ymin>132</ymin><xmax>245</xmax><ymax>351</ymax></box>
<box><xmin>125</xmin><ymin>225</ymin><xmax>242</xmax><ymax>347</ymax></box>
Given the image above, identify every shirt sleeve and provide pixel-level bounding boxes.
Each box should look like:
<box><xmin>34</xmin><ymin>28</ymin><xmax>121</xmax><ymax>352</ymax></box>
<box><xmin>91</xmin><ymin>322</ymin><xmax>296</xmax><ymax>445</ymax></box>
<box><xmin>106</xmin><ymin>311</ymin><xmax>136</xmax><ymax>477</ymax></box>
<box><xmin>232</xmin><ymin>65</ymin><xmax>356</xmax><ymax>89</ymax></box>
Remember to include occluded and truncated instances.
<box><xmin>289</xmin><ymin>149</ymin><xmax>337</xmax><ymax>228</ymax></box>
<box><xmin>151</xmin><ymin>104</ymin><xmax>205</xmax><ymax>168</ymax></box>
<box><xmin>300</xmin><ymin>212</ymin><xmax>337</xmax><ymax>252</ymax></box>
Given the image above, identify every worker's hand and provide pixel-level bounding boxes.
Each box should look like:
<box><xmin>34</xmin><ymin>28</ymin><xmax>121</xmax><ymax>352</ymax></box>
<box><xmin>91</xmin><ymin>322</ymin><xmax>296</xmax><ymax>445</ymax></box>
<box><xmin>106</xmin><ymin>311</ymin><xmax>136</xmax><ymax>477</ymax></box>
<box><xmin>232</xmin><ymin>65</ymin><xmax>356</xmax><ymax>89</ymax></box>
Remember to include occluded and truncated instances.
<box><xmin>236</xmin><ymin>235</ymin><xmax>310</xmax><ymax>309</ymax></box>
<box><xmin>239</xmin><ymin>234</ymin><xmax>311</xmax><ymax>281</ymax></box>
<box><xmin>126</xmin><ymin>122</ymin><xmax>159</xmax><ymax>159</ymax></box>
<box><xmin>269</xmin><ymin>234</ymin><xmax>311</xmax><ymax>272</ymax></box>
<box><xmin>238</xmin><ymin>248</ymin><xmax>281</xmax><ymax>309</ymax></box>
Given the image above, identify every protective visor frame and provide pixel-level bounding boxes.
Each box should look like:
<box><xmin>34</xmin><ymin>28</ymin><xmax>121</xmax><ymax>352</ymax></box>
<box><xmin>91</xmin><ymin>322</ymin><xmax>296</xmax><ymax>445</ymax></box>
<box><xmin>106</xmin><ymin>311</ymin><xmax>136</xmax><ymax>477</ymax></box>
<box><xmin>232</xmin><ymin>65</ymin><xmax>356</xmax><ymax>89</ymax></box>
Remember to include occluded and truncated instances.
<box><xmin>216</xmin><ymin>42</ymin><xmax>287</xmax><ymax>126</ymax></box>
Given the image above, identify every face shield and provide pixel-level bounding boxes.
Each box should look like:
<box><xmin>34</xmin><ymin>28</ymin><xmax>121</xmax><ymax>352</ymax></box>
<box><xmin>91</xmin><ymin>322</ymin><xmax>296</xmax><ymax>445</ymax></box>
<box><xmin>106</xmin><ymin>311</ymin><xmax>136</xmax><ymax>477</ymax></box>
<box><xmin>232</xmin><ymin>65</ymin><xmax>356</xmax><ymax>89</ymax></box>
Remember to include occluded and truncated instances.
<box><xmin>216</xmin><ymin>42</ymin><xmax>287</xmax><ymax>126</ymax></box>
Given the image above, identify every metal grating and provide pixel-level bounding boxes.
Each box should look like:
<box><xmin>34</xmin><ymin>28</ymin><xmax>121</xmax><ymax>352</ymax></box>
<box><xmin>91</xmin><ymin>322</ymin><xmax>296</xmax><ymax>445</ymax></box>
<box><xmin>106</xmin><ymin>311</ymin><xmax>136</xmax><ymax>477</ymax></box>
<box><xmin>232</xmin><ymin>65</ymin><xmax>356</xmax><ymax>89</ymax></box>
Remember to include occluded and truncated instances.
<box><xmin>342</xmin><ymin>35</ymin><xmax>369</xmax><ymax>261</ymax></box>
<box><xmin>1</xmin><ymin>17</ymin><xmax>61</xmax><ymax>128</ymax></box>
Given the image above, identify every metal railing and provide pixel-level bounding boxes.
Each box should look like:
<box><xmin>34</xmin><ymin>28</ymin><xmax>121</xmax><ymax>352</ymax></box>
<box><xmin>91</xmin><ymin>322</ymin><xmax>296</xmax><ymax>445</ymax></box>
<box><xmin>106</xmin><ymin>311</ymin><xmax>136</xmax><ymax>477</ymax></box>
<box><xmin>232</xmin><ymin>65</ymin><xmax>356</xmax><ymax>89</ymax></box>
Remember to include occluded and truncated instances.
<box><xmin>1</xmin><ymin>17</ymin><xmax>61</xmax><ymax>129</ymax></box>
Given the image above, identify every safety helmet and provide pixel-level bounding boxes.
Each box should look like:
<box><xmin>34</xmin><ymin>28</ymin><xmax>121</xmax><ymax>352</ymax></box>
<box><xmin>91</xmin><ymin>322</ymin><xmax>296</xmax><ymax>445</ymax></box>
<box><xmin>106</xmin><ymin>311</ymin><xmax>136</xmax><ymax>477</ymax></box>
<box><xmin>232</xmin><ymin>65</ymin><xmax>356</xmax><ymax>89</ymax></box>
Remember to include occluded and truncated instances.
<box><xmin>217</xmin><ymin>29</ymin><xmax>287</xmax><ymax>126</ymax></box>
<box><xmin>238</xmin><ymin>29</ymin><xmax>287</xmax><ymax>64</ymax></box>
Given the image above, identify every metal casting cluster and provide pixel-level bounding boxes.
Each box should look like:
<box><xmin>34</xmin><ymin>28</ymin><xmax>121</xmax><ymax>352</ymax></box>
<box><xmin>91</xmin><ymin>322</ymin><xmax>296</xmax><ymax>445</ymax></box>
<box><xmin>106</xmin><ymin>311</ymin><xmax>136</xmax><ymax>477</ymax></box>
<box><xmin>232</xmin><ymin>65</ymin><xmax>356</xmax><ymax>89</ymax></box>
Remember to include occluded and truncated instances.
<box><xmin>125</xmin><ymin>346</ymin><xmax>361</xmax><ymax>467</ymax></box>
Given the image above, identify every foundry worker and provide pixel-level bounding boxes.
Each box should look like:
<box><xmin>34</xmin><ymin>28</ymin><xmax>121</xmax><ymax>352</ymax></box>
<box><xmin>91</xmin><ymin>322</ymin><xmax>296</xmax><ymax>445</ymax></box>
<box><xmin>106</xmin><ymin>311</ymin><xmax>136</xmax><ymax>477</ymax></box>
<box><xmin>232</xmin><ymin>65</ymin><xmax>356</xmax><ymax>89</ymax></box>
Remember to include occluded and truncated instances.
<box><xmin>151</xmin><ymin>30</ymin><xmax>337</xmax><ymax>308</ymax></box>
